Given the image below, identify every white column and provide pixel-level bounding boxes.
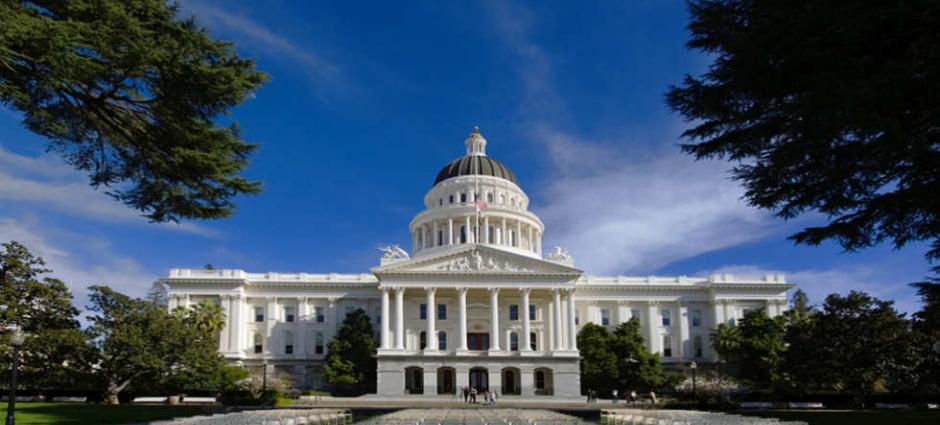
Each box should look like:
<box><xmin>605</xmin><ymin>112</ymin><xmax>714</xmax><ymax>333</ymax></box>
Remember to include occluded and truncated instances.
<box><xmin>617</xmin><ymin>301</ymin><xmax>629</xmax><ymax>325</ymax></box>
<box><xmin>380</xmin><ymin>288</ymin><xmax>391</xmax><ymax>349</ymax></box>
<box><xmin>231</xmin><ymin>295</ymin><xmax>243</xmax><ymax>353</ymax></box>
<box><xmin>448</xmin><ymin>218</ymin><xmax>454</xmax><ymax>245</ymax></box>
<box><xmin>515</xmin><ymin>221</ymin><xmax>522</xmax><ymax>248</ymax></box>
<box><xmin>552</xmin><ymin>289</ymin><xmax>563</xmax><ymax>350</ymax></box>
<box><xmin>296</xmin><ymin>297</ymin><xmax>308</xmax><ymax>357</ymax></box>
<box><xmin>394</xmin><ymin>288</ymin><xmax>405</xmax><ymax>350</ymax></box>
<box><xmin>501</xmin><ymin>217</ymin><xmax>508</xmax><ymax>246</ymax></box>
<box><xmin>528</xmin><ymin>225</ymin><xmax>534</xmax><ymax>251</ymax></box>
<box><xmin>647</xmin><ymin>301</ymin><xmax>660</xmax><ymax>354</ymax></box>
<box><xmin>182</xmin><ymin>294</ymin><xmax>191</xmax><ymax>308</ymax></box>
<box><xmin>465</xmin><ymin>216</ymin><xmax>472</xmax><ymax>243</ymax></box>
<box><xmin>425</xmin><ymin>287</ymin><xmax>437</xmax><ymax>351</ymax></box>
<box><xmin>219</xmin><ymin>295</ymin><xmax>231</xmax><ymax>352</ymax></box>
<box><xmin>567</xmin><ymin>290</ymin><xmax>578</xmax><ymax>350</ymax></box>
<box><xmin>678</xmin><ymin>301</ymin><xmax>689</xmax><ymax>359</ymax></box>
<box><xmin>723</xmin><ymin>300</ymin><xmax>733</xmax><ymax>325</ymax></box>
<box><xmin>484</xmin><ymin>216</ymin><xmax>490</xmax><ymax>244</ymax></box>
<box><xmin>266</xmin><ymin>298</ymin><xmax>278</xmax><ymax>342</ymax></box>
<box><xmin>457</xmin><ymin>287</ymin><xmax>468</xmax><ymax>352</ymax></box>
<box><xmin>536</xmin><ymin>231</ymin><xmax>542</xmax><ymax>256</ymax></box>
<box><xmin>432</xmin><ymin>221</ymin><xmax>439</xmax><ymax>247</ymax></box>
<box><xmin>521</xmin><ymin>289</ymin><xmax>532</xmax><ymax>351</ymax></box>
<box><xmin>412</xmin><ymin>230</ymin><xmax>418</xmax><ymax>254</ymax></box>
<box><xmin>489</xmin><ymin>288</ymin><xmax>501</xmax><ymax>351</ymax></box>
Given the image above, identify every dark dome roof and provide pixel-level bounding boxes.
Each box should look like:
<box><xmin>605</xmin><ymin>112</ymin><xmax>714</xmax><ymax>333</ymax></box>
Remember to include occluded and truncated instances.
<box><xmin>433</xmin><ymin>155</ymin><xmax>518</xmax><ymax>186</ymax></box>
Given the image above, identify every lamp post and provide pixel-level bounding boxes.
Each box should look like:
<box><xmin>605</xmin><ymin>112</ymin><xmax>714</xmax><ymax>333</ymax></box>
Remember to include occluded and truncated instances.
<box><xmin>6</xmin><ymin>327</ymin><xmax>25</xmax><ymax>425</ymax></box>
<box><xmin>689</xmin><ymin>361</ymin><xmax>698</xmax><ymax>395</ymax></box>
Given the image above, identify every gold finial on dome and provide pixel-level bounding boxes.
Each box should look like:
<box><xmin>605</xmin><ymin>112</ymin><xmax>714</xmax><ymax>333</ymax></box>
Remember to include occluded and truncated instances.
<box><xmin>465</xmin><ymin>125</ymin><xmax>487</xmax><ymax>156</ymax></box>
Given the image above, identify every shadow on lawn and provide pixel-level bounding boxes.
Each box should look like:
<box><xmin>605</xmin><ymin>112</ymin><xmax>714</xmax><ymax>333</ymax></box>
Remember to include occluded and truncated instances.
<box><xmin>0</xmin><ymin>402</ymin><xmax>210</xmax><ymax>425</ymax></box>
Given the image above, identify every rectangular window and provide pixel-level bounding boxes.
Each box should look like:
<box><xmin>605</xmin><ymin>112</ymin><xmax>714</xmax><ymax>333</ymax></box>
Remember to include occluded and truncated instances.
<box><xmin>509</xmin><ymin>304</ymin><xmax>519</xmax><ymax>321</ymax></box>
<box><xmin>315</xmin><ymin>333</ymin><xmax>324</xmax><ymax>355</ymax></box>
<box><xmin>420</xmin><ymin>304</ymin><xmax>427</xmax><ymax>320</ymax></box>
<box><xmin>530</xmin><ymin>332</ymin><xmax>538</xmax><ymax>351</ymax></box>
<box><xmin>631</xmin><ymin>309</ymin><xmax>641</xmax><ymax>325</ymax></box>
<box><xmin>661</xmin><ymin>309</ymin><xmax>671</xmax><ymax>326</ymax></box>
<box><xmin>529</xmin><ymin>304</ymin><xmax>536</xmax><ymax>321</ymax></box>
<box><xmin>438</xmin><ymin>303</ymin><xmax>447</xmax><ymax>320</ymax></box>
<box><xmin>601</xmin><ymin>309</ymin><xmax>610</xmax><ymax>326</ymax></box>
<box><xmin>438</xmin><ymin>332</ymin><xmax>447</xmax><ymax>350</ymax></box>
<box><xmin>449</xmin><ymin>195</ymin><xmax>454</xmax><ymax>204</ymax></box>
<box><xmin>315</xmin><ymin>307</ymin><xmax>325</xmax><ymax>323</ymax></box>
<box><xmin>694</xmin><ymin>336</ymin><xmax>703</xmax><ymax>358</ymax></box>
<box><xmin>254</xmin><ymin>343</ymin><xmax>263</xmax><ymax>354</ymax></box>
<box><xmin>691</xmin><ymin>309</ymin><xmax>702</xmax><ymax>327</ymax></box>
<box><xmin>663</xmin><ymin>336</ymin><xmax>672</xmax><ymax>358</ymax></box>
<box><xmin>419</xmin><ymin>332</ymin><xmax>427</xmax><ymax>350</ymax></box>
<box><xmin>460</xmin><ymin>193</ymin><xmax>467</xmax><ymax>203</ymax></box>
<box><xmin>284</xmin><ymin>306</ymin><xmax>295</xmax><ymax>323</ymax></box>
<box><xmin>254</xmin><ymin>307</ymin><xmax>264</xmax><ymax>322</ymax></box>
<box><xmin>510</xmin><ymin>333</ymin><xmax>519</xmax><ymax>351</ymax></box>
<box><xmin>285</xmin><ymin>344</ymin><xmax>294</xmax><ymax>354</ymax></box>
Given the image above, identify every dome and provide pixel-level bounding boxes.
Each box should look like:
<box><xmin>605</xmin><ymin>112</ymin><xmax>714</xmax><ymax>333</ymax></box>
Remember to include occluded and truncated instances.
<box><xmin>433</xmin><ymin>155</ymin><xmax>518</xmax><ymax>185</ymax></box>
<box><xmin>432</xmin><ymin>127</ymin><xmax>518</xmax><ymax>186</ymax></box>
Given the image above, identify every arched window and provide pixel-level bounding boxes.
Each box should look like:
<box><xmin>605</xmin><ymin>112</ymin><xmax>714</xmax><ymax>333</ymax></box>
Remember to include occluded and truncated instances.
<box><xmin>284</xmin><ymin>331</ymin><xmax>294</xmax><ymax>354</ymax></box>
<box><xmin>530</xmin><ymin>332</ymin><xmax>538</xmax><ymax>351</ymax></box>
<box><xmin>693</xmin><ymin>335</ymin><xmax>703</xmax><ymax>358</ymax></box>
<box><xmin>284</xmin><ymin>306</ymin><xmax>295</xmax><ymax>322</ymax></box>
<box><xmin>315</xmin><ymin>333</ymin><xmax>325</xmax><ymax>355</ymax></box>
<box><xmin>500</xmin><ymin>194</ymin><xmax>506</xmax><ymax>204</ymax></box>
<box><xmin>511</xmin><ymin>198</ymin><xmax>516</xmax><ymax>207</ymax></box>
<box><xmin>438</xmin><ymin>331</ymin><xmax>447</xmax><ymax>350</ymax></box>
<box><xmin>487</xmin><ymin>192</ymin><xmax>494</xmax><ymax>203</ymax></box>
<box><xmin>439</xmin><ymin>198</ymin><xmax>443</xmax><ymax>206</ymax></box>
<box><xmin>488</xmin><ymin>226</ymin><xmax>495</xmax><ymax>243</ymax></box>
<box><xmin>535</xmin><ymin>370</ymin><xmax>545</xmax><ymax>389</ymax></box>
<box><xmin>460</xmin><ymin>193</ymin><xmax>467</xmax><ymax>203</ymax></box>
<box><xmin>253</xmin><ymin>333</ymin><xmax>263</xmax><ymax>354</ymax></box>
<box><xmin>449</xmin><ymin>194</ymin><xmax>454</xmax><ymax>204</ymax></box>
<box><xmin>460</xmin><ymin>225</ymin><xmax>467</xmax><ymax>243</ymax></box>
<box><xmin>510</xmin><ymin>332</ymin><xmax>519</xmax><ymax>351</ymax></box>
<box><xmin>419</xmin><ymin>331</ymin><xmax>427</xmax><ymax>350</ymax></box>
<box><xmin>437</xmin><ymin>230</ymin><xmax>443</xmax><ymax>246</ymax></box>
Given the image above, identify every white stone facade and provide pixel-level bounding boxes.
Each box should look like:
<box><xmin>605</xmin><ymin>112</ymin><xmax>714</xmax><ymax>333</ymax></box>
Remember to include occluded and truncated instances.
<box><xmin>161</xmin><ymin>129</ymin><xmax>792</xmax><ymax>397</ymax></box>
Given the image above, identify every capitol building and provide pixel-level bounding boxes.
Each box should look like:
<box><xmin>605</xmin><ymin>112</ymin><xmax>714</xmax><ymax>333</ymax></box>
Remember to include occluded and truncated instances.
<box><xmin>161</xmin><ymin>128</ymin><xmax>792</xmax><ymax>398</ymax></box>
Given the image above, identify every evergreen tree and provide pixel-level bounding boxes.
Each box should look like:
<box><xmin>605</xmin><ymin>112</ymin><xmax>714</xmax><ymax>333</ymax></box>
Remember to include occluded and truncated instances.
<box><xmin>323</xmin><ymin>308</ymin><xmax>377</xmax><ymax>396</ymax></box>
<box><xmin>709</xmin><ymin>323</ymin><xmax>741</xmax><ymax>378</ymax></box>
<box><xmin>0</xmin><ymin>0</ymin><xmax>267</xmax><ymax>222</ymax></box>
<box><xmin>736</xmin><ymin>310</ymin><xmax>786</xmax><ymax>388</ymax></box>
<box><xmin>0</xmin><ymin>241</ymin><xmax>90</xmax><ymax>393</ymax></box>
<box><xmin>577</xmin><ymin>323</ymin><xmax>618</xmax><ymax>396</ymax></box>
<box><xmin>610</xmin><ymin>319</ymin><xmax>668</xmax><ymax>392</ymax></box>
<box><xmin>667</xmin><ymin>0</ymin><xmax>940</xmax><ymax>280</ymax></box>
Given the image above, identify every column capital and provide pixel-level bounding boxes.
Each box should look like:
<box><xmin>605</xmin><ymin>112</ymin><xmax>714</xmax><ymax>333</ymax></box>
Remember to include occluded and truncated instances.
<box><xmin>519</xmin><ymin>288</ymin><xmax>531</xmax><ymax>295</ymax></box>
<box><xmin>394</xmin><ymin>287</ymin><xmax>406</xmax><ymax>294</ymax></box>
<box><xmin>648</xmin><ymin>300</ymin><xmax>660</xmax><ymax>306</ymax></box>
<box><xmin>618</xmin><ymin>300</ymin><xmax>631</xmax><ymax>305</ymax></box>
<box><xmin>424</xmin><ymin>286</ymin><xmax>437</xmax><ymax>294</ymax></box>
<box><xmin>456</xmin><ymin>287</ymin><xmax>469</xmax><ymax>295</ymax></box>
<box><xmin>488</xmin><ymin>287</ymin><xmax>500</xmax><ymax>294</ymax></box>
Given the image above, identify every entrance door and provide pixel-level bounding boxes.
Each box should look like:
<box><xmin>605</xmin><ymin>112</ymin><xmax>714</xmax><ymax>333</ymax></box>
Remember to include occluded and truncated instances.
<box><xmin>469</xmin><ymin>367</ymin><xmax>489</xmax><ymax>392</ymax></box>
<box><xmin>467</xmin><ymin>333</ymin><xmax>490</xmax><ymax>350</ymax></box>
<box><xmin>503</xmin><ymin>369</ymin><xmax>517</xmax><ymax>394</ymax></box>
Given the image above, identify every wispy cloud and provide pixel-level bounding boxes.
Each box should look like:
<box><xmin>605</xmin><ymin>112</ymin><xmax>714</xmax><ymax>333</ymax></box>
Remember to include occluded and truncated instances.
<box><xmin>701</xmin><ymin>264</ymin><xmax>923</xmax><ymax>314</ymax></box>
<box><xmin>183</xmin><ymin>0</ymin><xmax>348</xmax><ymax>94</ymax></box>
<box><xmin>0</xmin><ymin>145</ymin><xmax>215</xmax><ymax>236</ymax></box>
<box><xmin>482</xmin><ymin>2</ymin><xmax>775</xmax><ymax>274</ymax></box>
<box><xmin>0</xmin><ymin>217</ymin><xmax>158</xmax><ymax>314</ymax></box>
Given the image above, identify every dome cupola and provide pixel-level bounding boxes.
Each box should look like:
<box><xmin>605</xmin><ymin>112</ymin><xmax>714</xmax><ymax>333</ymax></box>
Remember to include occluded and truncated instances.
<box><xmin>433</xmin><ymin>127</ymin><xmax>518</xmax><ymax>185</ymax></box>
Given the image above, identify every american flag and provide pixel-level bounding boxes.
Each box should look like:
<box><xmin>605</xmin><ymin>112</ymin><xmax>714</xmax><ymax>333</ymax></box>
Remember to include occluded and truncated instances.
<box><xmin>474</xmin><ymin>198</ymin><xmax>488</xmax><ymax>211</ymax></box>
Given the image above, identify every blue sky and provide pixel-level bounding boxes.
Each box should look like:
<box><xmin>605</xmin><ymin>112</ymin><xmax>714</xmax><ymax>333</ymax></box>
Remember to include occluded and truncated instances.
<box><xmin>0</xmin><ymin>0</ymin><xmax>931</xmax><ymax>313</ymax></box>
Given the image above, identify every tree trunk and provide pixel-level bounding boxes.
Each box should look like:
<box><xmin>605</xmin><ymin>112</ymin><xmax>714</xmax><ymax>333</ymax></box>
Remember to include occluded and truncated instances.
<box><xmin>106</xmin><ymin>378</ymin><xmax>134</xmax><ymax>405</ymax></box>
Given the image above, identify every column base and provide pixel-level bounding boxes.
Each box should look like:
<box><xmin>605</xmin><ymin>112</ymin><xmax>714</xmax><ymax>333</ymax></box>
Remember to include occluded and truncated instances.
<box><xmin>423</xmin><ymin>349</ymin><xmax>444</xmax><ymax>356</ymax></box>
<box><xmin>378</xmin><ymin>348</ymin><xmax>407</xmax><ymax>356</ymax></box>
<box><xmin>488</xmin><ymin>349</ymin><xmax>509</xmax><ymax>356</ymax></box>
<box><xmin>455</xmin><ymin>349</ymin><xmax>470</xmax><ymax>356</ymax></box>
<box><xmin>552</xmin><ymin>350</ymin><xmax>580</xmax><ymax>358</ymax></box>
<box><xmin>519</xmin><ymin>350</ymin><xmax>541</xmax><ymax>357</ymax></box>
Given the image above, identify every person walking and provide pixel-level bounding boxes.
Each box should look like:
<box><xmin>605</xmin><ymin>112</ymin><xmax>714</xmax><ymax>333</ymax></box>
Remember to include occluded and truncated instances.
<box><xmin>462</xmin><ymin>386</ymin><xmax>469</xmax><ymax>403</ymax></box>
<box><xmin>612</xmin><ymin>389</ymin><xmax>618</xmax><ymax>404</ymax></box>
<box><xmin>470</xmin><ymin>387</ymin><xmax>477</xmax><ymax>403</ymax></box>
<box><xmin>630</xmin><ymin>390</ymin><xmax>637</xmax><ymax>405</ymax></box>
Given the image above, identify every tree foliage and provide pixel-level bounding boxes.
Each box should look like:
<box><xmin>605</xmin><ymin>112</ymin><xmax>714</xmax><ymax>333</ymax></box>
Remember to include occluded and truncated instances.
<box><xmin>0</xmin><ymin>0</ymin><xmax>267</xmax><ymax>222</ymax></box>
<box><xmin>667</xmin><ymin>0</ymin><xmax>940</xmax><ymax>276</ymax></box>
<box><xmin>323</xmin><ymin>308</ymin><xmax>377</xmax><ymax>396</ymax></box>
<box><xmin>86</xmin><ymin>286</ymin><xmax>233</xmax><ymax>403</ymax></box>
<box><xmin>735</xmin><ymin>310</ymin><xmax>786</xmax><ymax>388</ymax></box>
<box><xmin>577</xmin><ymin>321</ymin><xmax>672</xmax><ymax>397</ymax></box>
<box><xmin>0</xmin><ymin>241</ymin><xmax>90</xmax><ymax>391</ymax></box>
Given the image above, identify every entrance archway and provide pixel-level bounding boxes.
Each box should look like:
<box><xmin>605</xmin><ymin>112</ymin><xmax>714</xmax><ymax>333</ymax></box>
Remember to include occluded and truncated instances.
<box><xmin>469</xmin><ymin>367</ymin><xmax>489</xmax><ymax>392</ymax></box>
<box><xmin>534</xmin><ymin>367</ymin><xmax>554</xmax><ymax>396</ymax></box>
<box><xmin>404</xmin><ymin>366</ymin><xmax>423</xmax><ymax>394</ymax></box>
<box><xmin>501</xmin><ymin>367</ymin><xmax>521</xmax><ymax>395</ymax></box>
<box><xmin>437</xmin><ymin>367</ymin><xmax>455</xmax><ymax>395</ymax></box>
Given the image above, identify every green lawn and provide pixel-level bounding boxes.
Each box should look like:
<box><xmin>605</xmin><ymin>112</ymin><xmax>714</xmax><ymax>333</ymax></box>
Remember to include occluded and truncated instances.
<box><xmin>0</xmin><ymin>402</ymin><xmax>211</xmax><ymax>425</ymax></box>
<box><xmin>741</xmin><ymin>410</ymin><xmax>940</xmax><ymax>425</ymax></box>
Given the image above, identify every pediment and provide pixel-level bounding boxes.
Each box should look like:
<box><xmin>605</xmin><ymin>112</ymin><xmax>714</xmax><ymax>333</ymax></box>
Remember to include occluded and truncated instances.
<box><xmin>372</xmin><ymin>244</ymin><xmax>582</xmax><ymax>276</ymax></box>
